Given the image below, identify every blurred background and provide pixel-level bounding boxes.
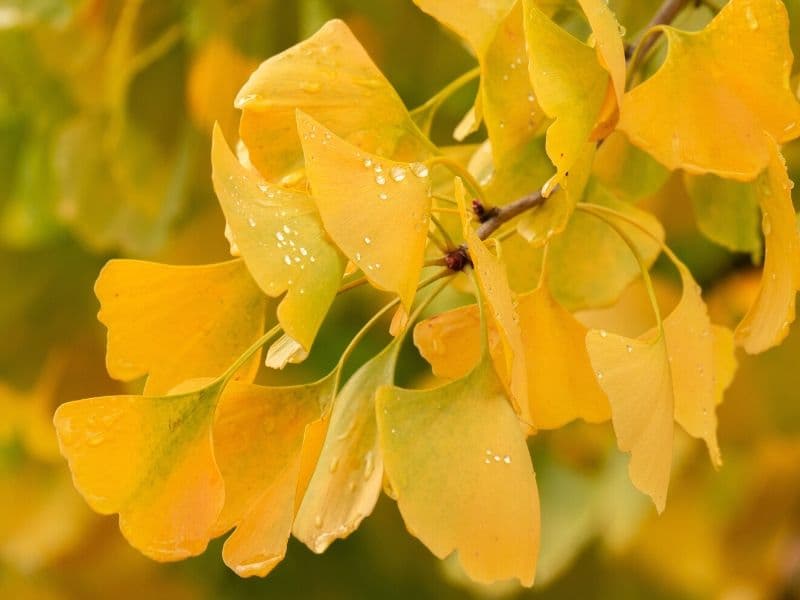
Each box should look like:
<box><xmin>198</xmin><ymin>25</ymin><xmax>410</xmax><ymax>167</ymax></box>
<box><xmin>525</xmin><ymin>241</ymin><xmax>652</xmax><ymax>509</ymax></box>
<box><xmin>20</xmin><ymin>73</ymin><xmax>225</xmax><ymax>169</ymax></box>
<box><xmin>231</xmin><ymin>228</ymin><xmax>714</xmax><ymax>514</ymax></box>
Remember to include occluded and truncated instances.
<box><xmin>1</xmin><ymin>0</ymin><xmax>799</xmax><ymax>598</ymax></box>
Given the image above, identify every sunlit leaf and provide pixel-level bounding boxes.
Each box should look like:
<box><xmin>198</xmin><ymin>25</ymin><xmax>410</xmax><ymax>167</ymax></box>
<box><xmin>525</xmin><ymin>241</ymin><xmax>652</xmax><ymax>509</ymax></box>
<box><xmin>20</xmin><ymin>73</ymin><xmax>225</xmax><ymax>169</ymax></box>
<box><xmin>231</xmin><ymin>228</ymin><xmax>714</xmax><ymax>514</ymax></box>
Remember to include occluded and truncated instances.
<box><xmin>95</xmin><ymin>259</ymin><xmax>265</xmax><ymax>396</ymax></box>
<box><xmin>237</xmin><ymin>19</ymin><xmax>430</xmax><ymax>183</ymax></box>
<box><xmin>212</xmin><ymin>378</ymin><xmax>330</xmax><ymax>576</ymax></box>
<box><xmin>619</xmin><ymin>0</ymin><xmax>800</xmax><ymax>180</ymax></box>
<box><xmin>212</xmin><ymin>125</ymin><xmax>345</xmax><ymax>350</ymax></box>
<box><xmin>53</xmin><ymin>380</ymin><xmax>226</xmax><ymax>560</ymax></box>
<box><xmin>298</xmin><ymin>111</ymin><xmax>432</xmax><ymax>309</ymax></box>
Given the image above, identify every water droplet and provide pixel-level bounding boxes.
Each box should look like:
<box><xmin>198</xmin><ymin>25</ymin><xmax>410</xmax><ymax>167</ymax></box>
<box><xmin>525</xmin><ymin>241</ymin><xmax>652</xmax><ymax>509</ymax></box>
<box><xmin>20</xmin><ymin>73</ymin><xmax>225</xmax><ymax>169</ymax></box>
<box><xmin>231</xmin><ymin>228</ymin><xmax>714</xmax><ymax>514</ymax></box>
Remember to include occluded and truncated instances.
<box><xmin>410</xmin><ymin>162</ymin><xmax>429</xmax><ymax>178</ymax></box>
<box><xmin>626</xmin><ymin>344</ymin><xmax>633</xmax><ymax>353</ymax></box>
<box><xmin>247</xmin><ymin>217</ymin><xmax>257</xmax><ymax>228</ymax></box>
<box><xmin>363</xmin><ymin>158</ymin><xmax>373</xmax><ymax>168</ymax></box>
<box><xmin>503</xmin><ymin>455</ymin><xmax>512</xmax><ymax>464</ymax></box>
<box><xmin>283</xmin><ymin>255</ymin><xmax>292</xmax><ymax>266</ymax></box>
<box><xmin>527</xmin><ymin>93</ymin><xmax>535</xmax><ymax>103</ymax></box>
<box><xmin>283</xmin><ymin>225</ymin><xmax>291</xmax><ymax>234</ymax></box>
<box><xmin>596</xmin><ymin>371</ymin><xmax>604</xmax><ymax>380</ymax></box>
<box><xmin>300</xmin><ymin>247</ymin><xmax>308</xmax><ymax>256</ymax></box>
<box><xmin>355</xmin><ymin>251</ymin><xmax>362</xmax><ymax>261</ymax></box>
<box><xmin>493</xmin><ymin>455</ymin><xmax>501</xmax><ymax>462</ymax></box>
<box><xmin>484</xmin><ymin>458</ymin><xmax>491</xmax><ymax>464</ymax></box>
<box><xmin>390</xmin><ymin>166</ymin><xmax>406</xmax><ymax>182</ymax></box>
<box><xmin>599</xmin><ymin>329</ymin><xmax>608</xmax><ymax>338</ymax></box>
<box><xmin>379</xmin><ymin>192</ymin><xmax>389</xmax><ymax>201</ymax></box>
<box><xmin>276</xmin><ymin>231</ymin><xmax>285</xmax><ymax>242</ymax></box>
<box><xmin>375</xmin><ymin>174</ymin><xmax>387</xmax><ymax>185</ymax></box>
<box><xmin>364</xmin><ymin>236</ymin><xmax>372</xmax><ymax>245</ymax></box>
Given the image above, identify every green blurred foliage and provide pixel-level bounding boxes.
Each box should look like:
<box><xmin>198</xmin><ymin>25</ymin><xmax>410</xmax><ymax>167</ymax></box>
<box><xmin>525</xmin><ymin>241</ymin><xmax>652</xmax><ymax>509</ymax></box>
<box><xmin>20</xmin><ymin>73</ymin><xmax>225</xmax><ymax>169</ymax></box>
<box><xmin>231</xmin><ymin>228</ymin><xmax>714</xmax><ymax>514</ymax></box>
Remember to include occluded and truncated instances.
<box><xmin>1</xmin><ymin>0</ymin><xmax>800</xmax><ymax>598</ymax></box>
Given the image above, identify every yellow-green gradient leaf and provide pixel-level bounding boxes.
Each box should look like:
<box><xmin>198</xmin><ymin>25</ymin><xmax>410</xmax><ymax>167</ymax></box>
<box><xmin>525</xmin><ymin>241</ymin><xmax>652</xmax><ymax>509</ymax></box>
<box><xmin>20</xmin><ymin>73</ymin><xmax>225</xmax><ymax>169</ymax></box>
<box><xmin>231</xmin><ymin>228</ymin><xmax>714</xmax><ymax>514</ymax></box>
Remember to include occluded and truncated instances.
<box><xmin>95</xmin><ymin>259</ymin><xmax>265</xmax><ymax>395</ymax></box>
<box><xmin>212</xmin><ymin>378</ymin><xmax>330</xmax><ymax>577</ymax></box>
<box><xmin>298</xmin><ymin>111</ymin><xmax>432</xmax><ymax>309</ymax></box>
<box><xmin>522</xmin><ymin>0</ymin><xmax>611</xmax><ymax>191</ymax></box>
<box><xmin>619</xmin><ymin>0</ymin><xmax>800</xmax><ymax>180</ymax></box>
<box><xmin>377</xmin><ymin>357</ymin><xmax>539</xmax><ymax>587</ymax></box>
<box><xmin>735</xmin><ymin>142</ymin><xmax>800</xmax><ymax>353</ymax></box>
<box><xmin>237</xmin><ymin>19</ymin><xmax>430</xmax><ymax>183</ymax></box>
<box><xmin>212</xmin><ymin>126</ymin><xmax>345</xmax><ymax>350</ymax></box>
<box><xmin>293</xmin><ymin>341</ymin><xmax>401</xmax><ymax>553</ymax></box>
<box><xmin>53</xmin><ymin>383</ymin><xmax>225</xmax><ymax>560</ymax></box>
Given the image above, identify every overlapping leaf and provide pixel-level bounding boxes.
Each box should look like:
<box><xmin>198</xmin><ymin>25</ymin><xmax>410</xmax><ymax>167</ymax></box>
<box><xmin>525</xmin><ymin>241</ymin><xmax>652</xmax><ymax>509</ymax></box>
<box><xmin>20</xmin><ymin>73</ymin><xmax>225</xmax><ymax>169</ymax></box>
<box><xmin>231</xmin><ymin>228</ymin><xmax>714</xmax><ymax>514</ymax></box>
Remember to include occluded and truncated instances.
<box><xmin>212</xmin><ymin>378</ymin><xmax>330</xmax><ymax>576</ymax></box>
<box><xmin>586</xmin><ymin>252</ymin><xmax>736</xmax><ymax>511</ymax></box>
<box><xmin>298</xmin><ymin>111</ymin><xmax>432</xmax><ymax>309</ymax></box>
<box><xmin>236</xmin><ymin>19</ymin><xmax>430</xmax><ymax>183</ymax></box>
<box><xmin>293</xmin><ymin>341</ymin><xmax>401</xmax><ymax>553</ymax></box>
<box><xmin>212</xmin><ymin>125</ymin><xmax>345</xmax><ymax>351</ymax></box>
<box><xmin>521</xmin><ymin>0</ymin><xmax>617</xmax><ymax>192</ymax></box>
<box><xmin>95</xmin><ymin>259</ymin><xmax>266</xmax><ymax>395</ymax></box>
<box><xmin>619</xmin><ymin>0</ymin><xmax>800</xmax><ymax>180</ymax></box>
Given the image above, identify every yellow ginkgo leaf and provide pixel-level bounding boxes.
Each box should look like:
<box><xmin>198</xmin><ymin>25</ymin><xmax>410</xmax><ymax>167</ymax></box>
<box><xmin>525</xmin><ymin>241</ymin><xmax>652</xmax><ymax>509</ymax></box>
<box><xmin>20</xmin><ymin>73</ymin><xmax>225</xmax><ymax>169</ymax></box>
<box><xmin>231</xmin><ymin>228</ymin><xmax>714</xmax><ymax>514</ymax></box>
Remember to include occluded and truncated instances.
<box><xmin>586</xmin><ymin>258</ymin><xmax>734</xmax><ymax>511</ymax></box>
<box><xmin>53</xmin><ymin>381</ymin><xmax>225</xmax><ymax>560</ymax></box>
<box><xmin>298</xmin><ymin>111</ymin><xmax>432</xmax><ymax>309</ymax></box>
<box><xmin>735</xmin><ymin>141</ymin><xmax>800</xmax><ymax>353</ymax></box>
<box><xmin>211</xmin><ymin>378</ymin><xmax>330</xmax><ymax>577</ymax></box>
<box><xmin>619</xmin><ymin>0</ymin><xmax>800</xmax><ymax>180</ymax></box>
<box><xmin>376</xmin><ymin>355</ymin><xmax>539</xmax><ymax>586</ymax></box>
<box><xmin>237</xmin><ymin>19</ymin><xmax>430</xmax><ymax>183</ymax></box>
<box><xmin>517</xmin><ymin>271</ymin><xmax>611</xmax><ymax>429</ymax></box>
<box><xmin>414</xmin><ymin>278</ymin><xmax>609</xmax><ymax>429</ymax></box>
<box><xmin>95</xmin><ymin>259</ymin><xmax>265</xmax><ymax>395</ymax></box>
<box><xmin>293</xmin><ymin>340</ymin><xmax>401</xmax><ymax>553</ymax></box>
<box><xmin>212</xmin><ymin>125</ymin><xmax>345</xmax><ymax>351</ymax></box>
<box><xmin>577</xmin><ymin>0</ymin><xmax>626</xmax><ymax>108</ymax></box>
<box><xmin>522</xmin><ymin>0</ymin><xmax>612</xmax><ymax>192</ymax></box>
<box><xmin>457</xmin><ymin>180</ymin><xmax>530</xmax><ymax>426</ymax></box>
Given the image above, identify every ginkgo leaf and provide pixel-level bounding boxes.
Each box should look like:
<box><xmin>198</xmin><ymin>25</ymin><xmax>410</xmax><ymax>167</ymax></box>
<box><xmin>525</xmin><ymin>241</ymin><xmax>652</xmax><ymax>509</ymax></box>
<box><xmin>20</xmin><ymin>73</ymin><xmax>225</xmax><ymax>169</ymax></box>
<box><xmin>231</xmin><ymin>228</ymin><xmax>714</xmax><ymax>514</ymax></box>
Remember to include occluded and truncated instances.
<box><xmin>593</xmin><ymin>131</ymin><xmax>670</xmax><ymax>202</ymax></box>
<box><xmin>517</xmin><ymin>270</ymin><xmax>611</xmax><ymax>428</ymax></box>
<box><xmin>293</xmin><ymin>340</ymin><xmax>402</xmax><ymax>553</ymax></box>
<box><xmin>586</xmin><ymin>258</ymin><xmax>734</xmax><ymax>511</ymax></box>
<box><xmin>53</xmin><ymin>381</ymin><xmax>225</xmax><ymax>560</ymax></box>
<box><xmin>376</xmin><ymin>354</ymin><xmax>539</xmax><ymax>586</ymax></box>
<box><xmin>684</xmin><ymin>172</ymin><xmax>762</xmax><ymax>261</ymax></box>
<box><xmin>297</xmin><ymin>111</ymin><xmax>432</xmax><ymax>309</ymax></box>
<box><xmin>735</xmin><ymin>141</ymin><xmax>800</xmax><ymax>353</ymax></box>
<box><xmin>457</xmin><ymin>180</ymin><xmax>530</xmax><ymax>426</ymax></box>
<box><xmin>577</xmin><ymin>0</ymin><xmax>626</xmax><ymax>107</ymax></box>
<box><xmin>211</xmin><ymin>126</ymin><xmax>345</xmax><ymax>351</ymax></box>
<box><xmin>95</xmin><ymin>259</ymin><xmax>265</xmax><ymax>396</ymax></box>
<box><xmin>619</xmin><ymin>0</ymin><xmax>800</xmax><ymax>180</ymax></box>
<box><xmin>414</xmin><ymin>276</ymin><xmax>609</xmax><ymax>429</ymax></box>
<box><xmin>548</xmin><ymin>183</ymin><xmax>665</xmax><ymax>310</ymax></box>
<box><xmin>522</xmin><ymin>0</ymin><xmax>612</xmax><ymax>192</ymax></box>
<box><xmin>211</xmin><ymin>377</ymin><xmax>330</xmax><ymax>577</ymax></box>
<box><xmin>236</xmin><ymin>19</ymin><xmax>430</xmax><ymax>183</ymax></box>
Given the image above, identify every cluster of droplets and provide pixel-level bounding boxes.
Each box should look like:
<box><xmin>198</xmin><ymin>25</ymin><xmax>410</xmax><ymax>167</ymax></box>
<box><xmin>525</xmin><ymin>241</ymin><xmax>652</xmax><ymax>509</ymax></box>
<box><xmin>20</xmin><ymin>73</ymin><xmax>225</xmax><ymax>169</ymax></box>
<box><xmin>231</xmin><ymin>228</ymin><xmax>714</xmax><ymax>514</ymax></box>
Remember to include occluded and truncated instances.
<box><xmin>484</xmin><ymin>448</ymin><xmax>512</xmax><ymax>465</ymax></box>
